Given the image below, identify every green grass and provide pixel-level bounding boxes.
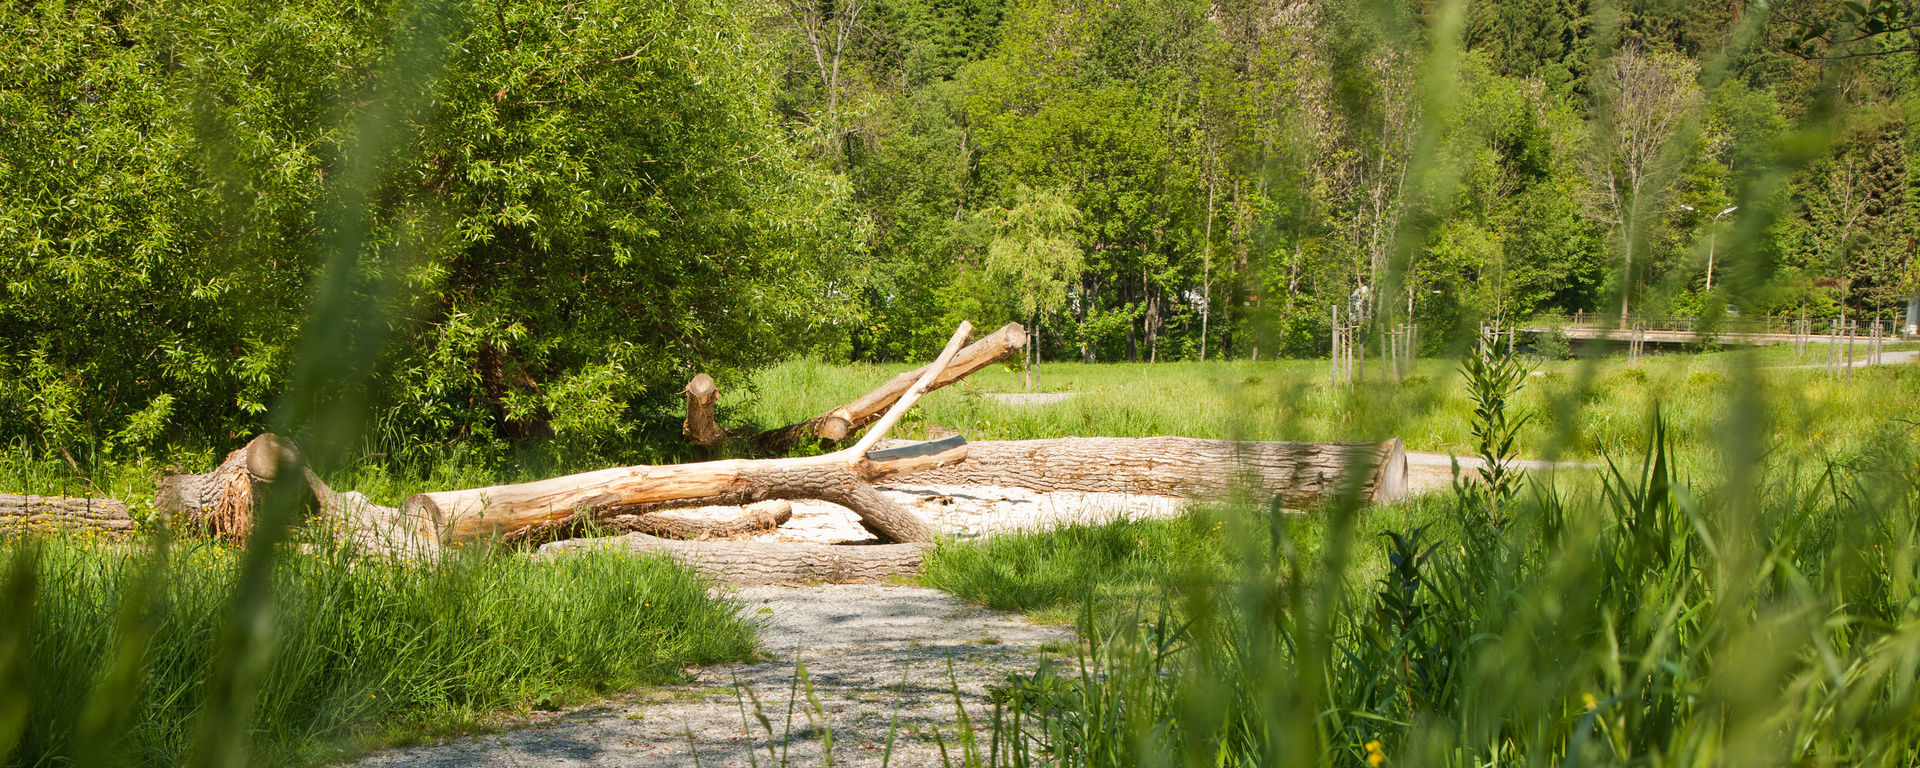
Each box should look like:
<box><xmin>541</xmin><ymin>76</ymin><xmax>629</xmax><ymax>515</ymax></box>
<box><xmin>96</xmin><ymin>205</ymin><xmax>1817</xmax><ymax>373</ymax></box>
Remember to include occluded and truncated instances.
<box><xmin>929</xmin><ymin>424</ymin><xmax>1920</xmax><ymax>766</ymax></box>
<box><xmin>748</xmin><ymin>350</ymin><xmax>1920</xmax><ymax>465</ymax></box>
<box><xmin>0</xmin><ymin>534</ymin><xmax>757</xmax><ymax>766</ymax></box>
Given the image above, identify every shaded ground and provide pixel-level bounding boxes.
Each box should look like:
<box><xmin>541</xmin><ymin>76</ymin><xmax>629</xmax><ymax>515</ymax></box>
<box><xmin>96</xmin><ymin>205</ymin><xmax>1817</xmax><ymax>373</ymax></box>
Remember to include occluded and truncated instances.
<box><xmin>349</xmin><ymin>584</ymin><xmax>1070</xmax><ymax>767</ymax></box>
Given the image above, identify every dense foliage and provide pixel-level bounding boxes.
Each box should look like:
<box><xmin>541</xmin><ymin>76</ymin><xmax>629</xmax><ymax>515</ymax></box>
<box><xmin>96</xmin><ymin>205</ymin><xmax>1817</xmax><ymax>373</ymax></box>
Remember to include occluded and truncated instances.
<box><xmin>3</xmin><ymin>0</ymin><xmax>1918</xmax><ymax>454</ymax></box>
<box><xmin>805</xmin><ymin>0</ymin><xmax>1918</xmax><ymax>365</ymax></box>
<box><xmin>0</xmin><ymin>0</ymin><xmax>858</xmax><ymax>457</ymax></box>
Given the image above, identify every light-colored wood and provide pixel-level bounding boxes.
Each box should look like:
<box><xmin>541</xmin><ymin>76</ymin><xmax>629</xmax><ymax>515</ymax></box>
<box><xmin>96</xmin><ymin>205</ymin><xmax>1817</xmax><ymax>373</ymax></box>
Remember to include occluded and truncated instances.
<box><xmin>401</xmin><ymin>436</ymin><xmax>964</xmax><ymax>544</ymax></box>
<box><xmin>608</xmin><ymin>500</ymin><xmax>792</xmax><ymax>540</ymax></box>
<box><xmin>0</xmin><ymin>493</ymin><xmax>134</xmax><ymax>537</ymax></box>
<box><xmin>881</xmin><ymin>436</ymin><xmax>1409</xmax><ymax>507</ymax></box>
<box><xmin>847</xmin><ymin>321</ymin><xmax>971</xmax><ymax>457</ymax></box>
<box><xmin>539</xmin><ymin>533</ymin><xmax>929</xmax><ymax>585</ymax></box>
<box><xmin>154</xmin><ymin>433</ymin><xmax>318</xmax><ymax>541</ymax></box>
<box><xmin>755</xmin><ymin>322</ymin><xmax>1026</xmax><ymax>452</ymax></box>
<box><xmin>682</xmin><ymin>373</ymin><xmax>724</xmax><ymax>449</ymax></box>
<box><xmin>405</xmin><ymin>324</ymin><xmax>978</xmax><ymax>545</ymax></box>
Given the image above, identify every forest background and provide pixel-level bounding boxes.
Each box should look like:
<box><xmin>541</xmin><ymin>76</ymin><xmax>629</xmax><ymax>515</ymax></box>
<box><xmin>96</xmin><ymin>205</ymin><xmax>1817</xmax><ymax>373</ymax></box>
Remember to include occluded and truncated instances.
<box><xmin>2</xmin><ymin>0</ymin><xmax>1916</xmax><ymax>461</ymax></box>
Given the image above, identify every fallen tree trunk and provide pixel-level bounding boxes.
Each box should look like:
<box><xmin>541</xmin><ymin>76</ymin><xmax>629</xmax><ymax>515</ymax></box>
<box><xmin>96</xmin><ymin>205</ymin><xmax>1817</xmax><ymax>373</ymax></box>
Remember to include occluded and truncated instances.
<box><xmin>609</xmin><ymin>500</ymin><xmax>792</xmax><ymax>540</ymax></box>
<box><xmin>407</xmin><ymin>325</ymin><xmax>976</xmax><ymax>545</ymax></box>
<box><xmin>406</xmin><ymin>429</ymin><xmax>967</xmax><ymax>544</ymax></box>
<box><xmin>880</xmin><ymin>436</ymin><xmax>1409</xmax><ymax>507</ymax></box>
<box><xmin>682</xmin><ymin>373</ymin><xmax>724</xmax><ymax>449</ymax></box>
<box><xmin>539</xmin><ymin>534</ymin><xmax>929</xmax><ymax>585</ymax></box>
<box><xmin>754</xmin><ymin>322</ymin><xmax>1027</xmax><ymax>454</ymax></box>
<box><xmin>508</xmin><ymin>498</ymin><xmax>800</xmax><ymax>545</ymax></box>
<box><xmin>154</xmin><ymin>433</ymin><xmax>324</xmax><ymax>540</ymax></box>
<box><xmin>0</xmin><ymin>493</ymin><xmax>135</xmax><ymax>537</ymax></box>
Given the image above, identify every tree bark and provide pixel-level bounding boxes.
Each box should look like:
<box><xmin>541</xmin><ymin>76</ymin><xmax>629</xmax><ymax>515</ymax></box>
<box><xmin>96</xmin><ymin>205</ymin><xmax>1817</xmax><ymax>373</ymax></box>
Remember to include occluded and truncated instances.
<box><xmin>682</xmin><ymin>373</ymin><xmax>724</xmax><ymax>449</ymax></box>
<box><xmin>405</xmin><ymin>433</ymin><xmax>966</xmax><ymax>545</ymax></box>
<box><xmin>880</xmin><ymin>436</ymin><xmax>1409</xmax><ymax>507</ymax></box>
<box><xmin>753</xmin><ymin>322</ymin><xmax>1026</xmax><ymax>454</ymax></box>
<box><xmin>154</xmin><ymin>433</ymin><xmax>321</xmax><ymax>541</ymax></box>
<box><xmin>411</xmin><ymin>324</ymin><xmax>976</xmax><ymax>545</ymax></box>
<box><xmin>539</xmin><ymin>534</ymin><xmax>928</xmax><ymax>585</ymax></box>
<box><xmin>0</xmin><ymin>493</ymin><xmax>134</xmax><ymax>537</ymax></box>
<box><xmin>610</xmin><ymin>500</ymin><xmax>792</xmax><ymax>540</ymax></box>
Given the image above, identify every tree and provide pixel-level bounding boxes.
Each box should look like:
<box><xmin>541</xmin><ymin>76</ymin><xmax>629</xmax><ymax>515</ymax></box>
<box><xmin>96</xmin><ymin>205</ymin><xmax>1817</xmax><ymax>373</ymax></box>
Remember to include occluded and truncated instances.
<box><xmin>982</xmin><ymin>186</ymin><xmax>1085</xmax><ymax>388</ymax></box>
<box><xmin>1585</xmin><ymin>46</ymin><xmax>1703</xmax><ymax>320</ymax></box>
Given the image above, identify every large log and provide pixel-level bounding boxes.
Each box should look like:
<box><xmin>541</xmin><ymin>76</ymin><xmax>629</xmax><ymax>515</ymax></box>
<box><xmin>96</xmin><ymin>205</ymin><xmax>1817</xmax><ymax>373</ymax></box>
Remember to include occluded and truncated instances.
<box><xmin>406</xmin><ymin>325</ymin><xmax>976</xmax><ymax>545</ymax></box>
<box><xmin>880</xmin><ymin>436</ymin><xmax>1409</xmax><ymax>507</ymax></box>
<box><xmin>154</xmin><ymin>434</ymin><xmax>321</xmax><ymax>540</ymax></box>
<box><xmin>539</xmin><ymin>534</ymin><xmax>929</xmax><ymax>585</ymax></box>
<box><xmin>682</xmin><ymin>373</ymin><xmax>724</xmax><ymax>449</ymax></box>
<box><xmin>754</xmin><ymin>322</ymin><xmax>1027</xmax><ymax>453</ymax></box>
<box><xmin>0</xmin><ymin>493</ymin><xmax>135</xmax><ymax>537</ymax></box>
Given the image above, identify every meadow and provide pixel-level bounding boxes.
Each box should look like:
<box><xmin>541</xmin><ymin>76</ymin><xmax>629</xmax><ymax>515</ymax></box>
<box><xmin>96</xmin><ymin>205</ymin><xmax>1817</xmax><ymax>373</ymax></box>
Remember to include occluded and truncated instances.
<box><xmin>4</xmin><ymin>345</ymin><xmax>1919</xmax><ymax>765</ymax></box>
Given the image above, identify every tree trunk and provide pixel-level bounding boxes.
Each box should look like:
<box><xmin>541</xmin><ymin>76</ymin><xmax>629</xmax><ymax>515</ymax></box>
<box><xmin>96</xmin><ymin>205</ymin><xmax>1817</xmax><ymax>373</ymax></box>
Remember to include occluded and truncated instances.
<box><xmin>415</xmin><ymin>324</ymin><xmax>977</xmax><ymax>545</ymax></box>
<box><xmin>154</xmin><ymin>433</ymin><xmax>322</xmax><ymax>541</ymax></box>
<box><xmin>682</xmin><ymin>373</ymin><xmax>724</xmax><ymax>449</ymax></box>
<box><xmin>539</xmin><ymin>534</ymin><xmax>928</xmax><ymax>585</ymax></box>
<box><xmin>753</xmin><ymin>322</ymin><xmax>1025</xmax><ymax>454</ymax></box>
<box><xmin>0</xmin><ymin>493</ymin><xmax>134</xmax><ymax>537</ymax></box>
<box><xmin>404</xmin><ymin>437</ymin><xmax>964</xmax><ymax>544</ymax></box>
<box><xmin>880</xmin><ymin>436</ymin><xmax>1408</xmax><ymax>507</ymax></box>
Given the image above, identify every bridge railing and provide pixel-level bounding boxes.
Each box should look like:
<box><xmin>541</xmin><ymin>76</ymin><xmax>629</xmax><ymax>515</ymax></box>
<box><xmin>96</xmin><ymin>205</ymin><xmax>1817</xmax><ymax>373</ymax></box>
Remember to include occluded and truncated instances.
<box><xmin>1523</xmin><ymin>313</ymin><xmax>1897</xmax><ymax>337</ymax></box>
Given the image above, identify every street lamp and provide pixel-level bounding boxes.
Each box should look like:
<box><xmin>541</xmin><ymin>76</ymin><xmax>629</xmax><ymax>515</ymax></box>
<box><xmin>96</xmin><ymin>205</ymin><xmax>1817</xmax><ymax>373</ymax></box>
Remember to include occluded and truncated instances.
<box><xmin>1679</xmin><ymin>205</ymin><xmax>1739</xmax><ymax>292</ymax></box>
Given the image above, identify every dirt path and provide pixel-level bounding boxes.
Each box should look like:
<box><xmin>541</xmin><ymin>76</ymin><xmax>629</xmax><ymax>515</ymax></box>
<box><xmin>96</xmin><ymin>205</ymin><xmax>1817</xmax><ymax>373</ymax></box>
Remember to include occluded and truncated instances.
<box><xmin>349</xmin><ymin>584</ymin><xmax>1070</xmax><ymax>767</ymax></box>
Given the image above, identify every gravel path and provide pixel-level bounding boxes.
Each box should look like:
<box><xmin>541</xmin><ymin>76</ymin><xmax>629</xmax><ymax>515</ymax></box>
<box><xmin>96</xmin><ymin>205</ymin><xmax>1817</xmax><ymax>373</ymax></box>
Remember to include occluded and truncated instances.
<box><xmin>349</xmin><ymin>584</ymin><xmax>1071</xmax><ymax>767</ymax></box>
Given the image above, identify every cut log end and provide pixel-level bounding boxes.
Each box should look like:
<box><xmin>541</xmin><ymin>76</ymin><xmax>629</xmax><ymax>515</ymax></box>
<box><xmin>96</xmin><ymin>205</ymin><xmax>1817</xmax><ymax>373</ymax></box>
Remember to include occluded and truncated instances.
<box><xmin>682</xmin><ymin>373</ymin><xmax>725</xmax><ymax>449</ymax></box>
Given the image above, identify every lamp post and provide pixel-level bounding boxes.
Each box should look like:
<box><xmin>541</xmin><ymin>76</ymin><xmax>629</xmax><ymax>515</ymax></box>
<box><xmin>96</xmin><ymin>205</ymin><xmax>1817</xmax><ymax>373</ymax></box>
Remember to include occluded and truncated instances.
<box><xmin>1679</xmin><ymin>204</ymin><xmax>1738</xmax><ymax>292</ymax></box>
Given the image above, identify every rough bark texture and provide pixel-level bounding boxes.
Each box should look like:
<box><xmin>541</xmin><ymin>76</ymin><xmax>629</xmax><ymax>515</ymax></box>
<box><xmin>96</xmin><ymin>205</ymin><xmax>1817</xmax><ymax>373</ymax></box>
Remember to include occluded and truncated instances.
<box><xmin>154</xmin><ymin>433</ymin><xmax>319</xmax><ymax>540</ymax></box>
<box><xmin>416</xmin><ymin>458</ymin><xmax>943</xmax><ymax>545</ymax></box>
<box><xmin>682</xmin><ymin>373</ymin><xmax>724</xmax><ymax>449</ymax></box>
<box><xmin>539</xmin><ymin>534</ymin><xmax>929</xmax><ymax>585</ymax></box>
<box><xmin>0</xmin><ymin>493</ymin><xmax>135</xmax><ymax>537</ymax></box>
<box><xmin>507</xmin><ymin>499</ymin><xmax>797</xmax><ymax>545</ymax></box>
<box><xmin>609</xmin><ymin>500</ymin><xmax>792</xmax><ymax>540</ymax></box>
<box><xmin>753</xmin><ymin>322</ymin><xmax>1027</xmax><ymax>453</ymax></box>
<box><xmin>881</xmin><ymin>436</ymin><xmax>1409</xmax><ymax>507</ymax></box>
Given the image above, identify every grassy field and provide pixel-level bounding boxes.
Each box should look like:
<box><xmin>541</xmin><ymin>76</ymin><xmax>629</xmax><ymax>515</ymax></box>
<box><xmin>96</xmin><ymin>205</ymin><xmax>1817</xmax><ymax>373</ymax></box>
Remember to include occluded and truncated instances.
<box><xmin>0</xmin><ymin>534</ymin><xmax>756</xmax><ymax>766</ymax></box>
<box><xmin>4</xmin><ymin>347</ymin><xmax>1919</xmax><ymax>766</ymax></box>
<box><xmin>751</xmin><ymin>347</ymin><xmax>1920</xmax><ymax>465</ymax></box>
<box><xmin>911</xmin><ymin>346</ymin><xmax>1920</xmax><ymax>766</ymax></box>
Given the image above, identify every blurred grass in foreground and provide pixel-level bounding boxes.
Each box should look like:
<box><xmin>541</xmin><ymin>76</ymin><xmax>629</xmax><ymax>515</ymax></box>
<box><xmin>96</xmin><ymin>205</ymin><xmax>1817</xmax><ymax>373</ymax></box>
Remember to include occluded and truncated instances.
<box><xmin>0</xmin><ymin>537</ymin><xmax>756</xmax><ymax>766</ymax></box>
<box><xmin>920</xmin><ymin>342</ymin><xmax>1920</xmax><ymax>765</ymax></box>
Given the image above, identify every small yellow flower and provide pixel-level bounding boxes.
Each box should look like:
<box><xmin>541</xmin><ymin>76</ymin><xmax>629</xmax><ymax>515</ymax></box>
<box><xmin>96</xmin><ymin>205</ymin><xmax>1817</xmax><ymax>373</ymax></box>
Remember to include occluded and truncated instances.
<box><xmin>1365</xmin><ymin>741</ymin><xmax>1382</xmax><ymax>752</ymax></box>
<box><xmin>1583</xmin><ymin>693</ymin><xmax>1598</xmax><ymax>711</ymax></box>
<box><xmin>1368</xmin><ymin>753</ymin><xmax>1385</xmax><ymax>767</ymax></box>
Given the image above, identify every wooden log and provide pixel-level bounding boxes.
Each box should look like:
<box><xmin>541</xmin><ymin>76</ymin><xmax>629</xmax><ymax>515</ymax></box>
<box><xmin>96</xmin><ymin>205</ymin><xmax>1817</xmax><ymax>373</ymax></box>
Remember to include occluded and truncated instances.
<box><xmin>608</xmin><ymin>500</ymin><xmax>792</xmax><ymax>540</ymax></box>
<box><xmin>154</xmin><ymin>433</ymin><xmax>320</xmax><ymax>541</ymax></box>
<box><xmin>754</xmin><ymin>322</ymin><xmax>1027</xmax><ymax>453</ymax></box>
<box><xmin>682</xmin><ymin>373</ymin><xmax>724</xmax><ymax>449</ymax></box>
<box><xmin>0</xmin><ymin>493</ymin><xmax>135</xmax><ymax>537</ymax></box>
<box><xmin>539</xmin><ymin>534</ymin><xmax>929</xmax><ymax>585</ymax></box>
<box><xmin>407</xmin><ymin>325</ymin><xmax>976</xmax><ymax>545</ymax></box>
<box><xmin>404</xmin><ymin>431</ymin><xmax>966</xmax><ymax>544</ymax></box>
<box><xmin>879</xmin><ymin>436</ymin><xmax>1409</xmax><ymax>507</ymax></box>
<box><xmin>507</xmin><ymin>498</ymin><xmax>797</xmax><ymax>545</ymax></box>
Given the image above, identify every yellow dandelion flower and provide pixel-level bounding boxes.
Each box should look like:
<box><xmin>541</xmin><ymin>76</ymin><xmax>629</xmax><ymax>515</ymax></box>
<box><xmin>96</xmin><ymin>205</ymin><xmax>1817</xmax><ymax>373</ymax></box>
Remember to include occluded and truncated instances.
<box><xmin>1368</xmin><ymin>752</ymin><xmax>1385</xmax><ymax>767</ymax></box>
<box><xmin>1365</xmin><ymin>741</ymin><xmax>1382</xmax><ymax>753</ymax></box>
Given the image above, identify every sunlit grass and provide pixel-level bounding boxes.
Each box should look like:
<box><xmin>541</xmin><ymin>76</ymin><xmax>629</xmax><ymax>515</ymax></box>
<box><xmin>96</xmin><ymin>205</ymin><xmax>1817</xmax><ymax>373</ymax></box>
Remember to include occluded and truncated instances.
<box><xmin>0</xmin><ymin>534</ymin><xmax>757</xmax><ymax>766</ymax></box>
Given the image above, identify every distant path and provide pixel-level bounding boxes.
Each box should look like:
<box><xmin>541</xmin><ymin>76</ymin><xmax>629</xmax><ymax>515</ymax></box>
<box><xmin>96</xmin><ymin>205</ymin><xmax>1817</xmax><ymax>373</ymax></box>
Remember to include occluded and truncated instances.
<box><xmin>1405</xmin><ymin>452</ymin><xmax>1598</xmax><ymax>493</ymax></box>
<box><xmin>349</xmin><ymin>584</ymin><xmax>1069</xmax><ymax>768</ymax></box>
<box><xmin>1770</xmin><ymin>349</ymin><xmax>1919</xmax><ymax>370</ymax></box>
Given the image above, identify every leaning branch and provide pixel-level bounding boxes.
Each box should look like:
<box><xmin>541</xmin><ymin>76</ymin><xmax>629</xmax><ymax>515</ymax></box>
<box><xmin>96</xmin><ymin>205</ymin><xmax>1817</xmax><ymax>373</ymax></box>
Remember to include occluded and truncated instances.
<box><xmin>754</xmin><ymin>322</ymin><xmax>1025</xmax><ymax>454</ymax></box>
